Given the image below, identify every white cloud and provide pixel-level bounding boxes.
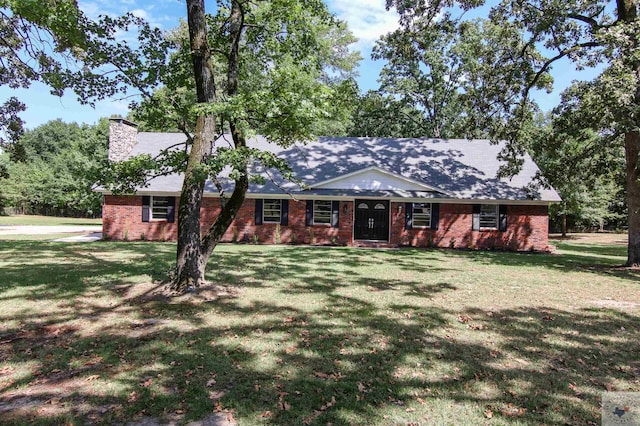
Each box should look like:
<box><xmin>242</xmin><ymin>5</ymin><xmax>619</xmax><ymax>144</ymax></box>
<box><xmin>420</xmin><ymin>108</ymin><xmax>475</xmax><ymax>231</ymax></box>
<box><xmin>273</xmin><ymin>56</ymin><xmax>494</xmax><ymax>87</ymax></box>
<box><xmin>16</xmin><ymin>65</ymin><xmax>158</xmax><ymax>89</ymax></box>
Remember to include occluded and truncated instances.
<box><xmin>326</xmin><ymin>0</ymin><xmax>400</xmax><ymax>51</ymax></box>
<box><xmin>130</xmin><ymin>8</ymin><xmax>149</xmax><ymax>20</ymax></box>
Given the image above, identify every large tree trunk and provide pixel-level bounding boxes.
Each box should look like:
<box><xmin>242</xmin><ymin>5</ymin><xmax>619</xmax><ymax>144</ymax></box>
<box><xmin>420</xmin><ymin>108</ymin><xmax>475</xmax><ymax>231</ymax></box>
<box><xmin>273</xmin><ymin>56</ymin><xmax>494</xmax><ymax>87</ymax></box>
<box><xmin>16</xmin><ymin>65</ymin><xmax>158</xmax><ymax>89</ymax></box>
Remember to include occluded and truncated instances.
<box><xmin>171</xmin><ymin>0</ymin><xmax>248</xmax><ymax>292</ymax></box>
<box><xmin>625</xmin><ymin>131</ymin><xmax>640</xmax><ymax>266</ymax></box>
<box><xmin>619</xmin><ymin>0</ymin><xmax>640</xmax><ymax>266</ymax></box>
<box><xmin>171</xmin><ymin>0</ymin><xmax>217</xmax><ymax>292</ymax></box>
<box><xmin>200</xmin><ymin>0</ymin><xmax>248</xmax><ymax>265</ymax></box>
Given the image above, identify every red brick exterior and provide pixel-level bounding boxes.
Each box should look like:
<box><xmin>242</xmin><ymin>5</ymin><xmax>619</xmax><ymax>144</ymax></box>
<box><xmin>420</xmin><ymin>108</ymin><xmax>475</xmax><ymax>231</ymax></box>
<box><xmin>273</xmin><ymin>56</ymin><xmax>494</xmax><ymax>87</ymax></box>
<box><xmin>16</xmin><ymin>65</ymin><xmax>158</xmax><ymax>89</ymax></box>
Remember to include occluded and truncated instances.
<box><xmin>390</xmin><ymin>202</ymin><xmax>549</xmax><ymax>251</ymax></box>
<box><xmin>102</xmin><ymin>195</ymin><xmax>550</xmax><ymax>251</ymax></box>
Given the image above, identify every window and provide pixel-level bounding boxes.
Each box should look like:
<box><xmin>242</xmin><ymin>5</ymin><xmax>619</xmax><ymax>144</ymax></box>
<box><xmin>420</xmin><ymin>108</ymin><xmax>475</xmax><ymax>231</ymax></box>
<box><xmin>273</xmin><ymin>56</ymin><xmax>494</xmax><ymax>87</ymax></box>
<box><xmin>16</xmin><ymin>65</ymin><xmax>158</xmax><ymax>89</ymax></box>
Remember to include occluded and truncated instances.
<box><xmin>151</xmin><ymin>196</ymin><xmax>171</xmax><ymax>220</ymax></box>
<box><xmin>313</xmin><ymin>200</ymin><xmax>332</xmax><ymax>225</ymax></box>
<box><xmin>479</xmin><ymin>204</ymin><xmax>498</xmax><ymax>229</ymax></box>
<box><xmin>263</xmin><ymin>199</ymin><xmax>282</xmax><ymax>223</ymax></box>
<box><xmin>412</xmin><ymin>203</ymin><xmax>432</xmax><ymax>228</ymax></box>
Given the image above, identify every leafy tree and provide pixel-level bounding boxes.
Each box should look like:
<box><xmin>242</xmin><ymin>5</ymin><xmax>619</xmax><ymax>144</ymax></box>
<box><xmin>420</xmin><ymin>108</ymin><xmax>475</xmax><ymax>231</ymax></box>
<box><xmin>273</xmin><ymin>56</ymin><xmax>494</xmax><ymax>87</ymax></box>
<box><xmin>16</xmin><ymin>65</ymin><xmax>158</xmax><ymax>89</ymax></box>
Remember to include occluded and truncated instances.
<box><xmin>386</xmin><ymin>0</ymin><xmax>640</xmax><ymax>266</ymax></box>
<box><xmin>1</xmin><ymin>0</ymin><xmax>170</xmax><ymax>145</ymax></box>
<box><xmin>373</xmin><ymin>15</ymin><xmax>550</xmax><ymax>140</ymax></box>
<box><xmin>0</xmin><ymin>0</ymin><xmax>83</xmax><ymax>144</ymax></box>
<box><xmin>0</xmin><ymin>119</ymin><xmax>108</xmax><ymax>216</ymax></box>
<box><xmin>529</xmin><ymin>96</ymin><xmax>626</xmax><ymax>236</ymax></box>
<box><xmin>347</xmin><ymin>91</ymin><xmax>431</xmax><ymax>137</ymax></box>
<box><xmin>103</xmin><ymin>0</ymin><xmax>358</xmax><ymax>291</ymax></box>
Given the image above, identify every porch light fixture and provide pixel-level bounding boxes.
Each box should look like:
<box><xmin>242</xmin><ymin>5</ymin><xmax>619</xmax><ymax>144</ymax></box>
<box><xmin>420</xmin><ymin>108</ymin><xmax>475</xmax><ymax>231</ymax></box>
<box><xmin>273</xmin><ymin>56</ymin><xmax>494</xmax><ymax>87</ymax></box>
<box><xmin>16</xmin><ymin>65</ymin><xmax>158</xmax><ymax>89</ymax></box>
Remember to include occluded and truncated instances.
<box><xmin>343</xmin><ymin>203</ymin><xmax>347</xmax><ymax>214</ymax></box>
<box><xmin>398</xmin><ymin>205</ymin><xmax>403</xmax><ymax>212</ymax></box>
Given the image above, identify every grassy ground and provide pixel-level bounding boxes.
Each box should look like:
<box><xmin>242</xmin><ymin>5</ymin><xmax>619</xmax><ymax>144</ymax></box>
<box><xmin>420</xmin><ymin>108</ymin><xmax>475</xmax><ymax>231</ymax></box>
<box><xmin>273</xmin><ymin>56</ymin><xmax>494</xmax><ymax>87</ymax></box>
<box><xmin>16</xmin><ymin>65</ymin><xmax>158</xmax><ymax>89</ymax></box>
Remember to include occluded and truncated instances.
<box><xmin>0</xmin><ymin>236</ymin><xmax>638</xmax><ymax>425</ymax></box>
<box><xmin>0</xmin><ymin>215</ymin><xmax>101</xmax><ymax>226</ymax></box>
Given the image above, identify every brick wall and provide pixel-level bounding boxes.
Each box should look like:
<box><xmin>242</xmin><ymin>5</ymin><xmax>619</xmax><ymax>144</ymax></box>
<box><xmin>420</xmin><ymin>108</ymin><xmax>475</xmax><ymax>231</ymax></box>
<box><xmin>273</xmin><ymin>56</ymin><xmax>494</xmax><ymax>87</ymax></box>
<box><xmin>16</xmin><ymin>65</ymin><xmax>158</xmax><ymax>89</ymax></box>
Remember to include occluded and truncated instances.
<box><xmin>103</xmin><ymin>196</ymin><xmax>549</xmax><ymax>251</ymax></box>
<box><xmin>390</xmin><ymin>202</ymin><xmax>549</xmax><ymax>251</ymax></box>
<box><xmin>102</xmin><ymin>195</ymin><xmax>178</xmax><ymax>241</ymax></box>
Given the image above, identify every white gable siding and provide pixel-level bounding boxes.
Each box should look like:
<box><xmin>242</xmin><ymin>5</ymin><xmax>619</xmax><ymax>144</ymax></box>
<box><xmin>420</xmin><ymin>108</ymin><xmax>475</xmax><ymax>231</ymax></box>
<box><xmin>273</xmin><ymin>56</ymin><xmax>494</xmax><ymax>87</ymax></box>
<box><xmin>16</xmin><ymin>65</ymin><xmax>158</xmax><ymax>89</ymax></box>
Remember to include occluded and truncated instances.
<box><xmin>314</xmin><ymin>169</ymin><xmax>428</xmax><ymax>191</ymax></box>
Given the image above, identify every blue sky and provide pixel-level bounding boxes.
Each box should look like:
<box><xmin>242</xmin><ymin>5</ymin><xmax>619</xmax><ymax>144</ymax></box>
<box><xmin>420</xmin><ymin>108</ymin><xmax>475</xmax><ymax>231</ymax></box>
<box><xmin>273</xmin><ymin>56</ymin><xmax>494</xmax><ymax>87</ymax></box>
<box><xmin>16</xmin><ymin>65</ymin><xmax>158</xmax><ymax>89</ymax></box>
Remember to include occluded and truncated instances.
<box><xmin>1</xmin><ymin>0</ymin><xmax>597</xmax><ymax>130</ymax></box>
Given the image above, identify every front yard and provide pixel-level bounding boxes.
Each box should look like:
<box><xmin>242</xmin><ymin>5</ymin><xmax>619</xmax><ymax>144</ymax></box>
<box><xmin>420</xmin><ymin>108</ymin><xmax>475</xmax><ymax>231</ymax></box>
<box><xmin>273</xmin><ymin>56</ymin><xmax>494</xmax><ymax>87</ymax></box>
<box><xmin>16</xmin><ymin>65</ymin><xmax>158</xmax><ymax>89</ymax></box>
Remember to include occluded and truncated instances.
<box><xmin>0</xmin><ymin>236</ymin><xmax>638</xmax><ymax>425</ymax></box>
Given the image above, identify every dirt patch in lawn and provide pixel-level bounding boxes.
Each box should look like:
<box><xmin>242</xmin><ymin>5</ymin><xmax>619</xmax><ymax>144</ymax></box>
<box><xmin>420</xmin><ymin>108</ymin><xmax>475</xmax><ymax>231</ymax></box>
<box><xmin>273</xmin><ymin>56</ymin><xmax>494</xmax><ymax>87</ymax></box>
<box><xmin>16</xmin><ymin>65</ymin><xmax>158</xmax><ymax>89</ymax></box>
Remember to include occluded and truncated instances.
<box><xmin>550</xmin><ymin>232</ymin><xmax>627</xmax><ymax>245</ymax></box>
<box><xmin>118</xmin><ymin>281</ymin><xmax>240</xmax><ymax>305</ymax></box>
<box><xmin>590</xmin><ymin>299</ymin><xmax>640</xmax><ymax>310</ymax></box>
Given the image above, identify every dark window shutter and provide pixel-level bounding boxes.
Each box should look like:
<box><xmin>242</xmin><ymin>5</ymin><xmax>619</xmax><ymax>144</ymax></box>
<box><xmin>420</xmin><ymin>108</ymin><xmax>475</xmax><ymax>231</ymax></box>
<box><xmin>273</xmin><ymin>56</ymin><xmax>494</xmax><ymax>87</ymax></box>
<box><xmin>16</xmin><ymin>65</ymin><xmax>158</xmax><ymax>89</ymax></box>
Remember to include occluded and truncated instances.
<box><xmin>166</xmin><ymin>196</ymin><xmax>176</xmax><ymax>223</ymax></box>
<box><xmin>142</xmin><ymin>196</ymin><xmax>150</xmax><ymax>222</ymax></box>
<box><xmin>331</xmin><ymin>201</ymin><xmax>340</xmax><ymax>228</ymax></box>
<box><xmin>472</xmin><ymin>204</ymin><xmax>481</xmax><ymax>231</ymax></box>
<box><xmin>499</xmin><ymin>204</ymin><xmax>508</xmax><ymax>232</ymax></box>
<box><xmin>280</xmin><ymin>199</ymin><xmax>289</xmax><ymax>225</ymax></box>
<box><xmin>405</xmin><ymin>202</ymin><xmax>413</xmax><ymax>230</ymax></box>
<box><xmin>431</xmin><ymin>203</ymin><xmax>440</xmax><ymax>230</ymax></box>
<box><xmin>255</xmin><ymin>199</ymin><xmax>263</xmax><ymax>225</ymax></box>
<box><xmin>305</xmin><ymin>200</ymin><xmax>313</xmax><ymax>226</ymax></box>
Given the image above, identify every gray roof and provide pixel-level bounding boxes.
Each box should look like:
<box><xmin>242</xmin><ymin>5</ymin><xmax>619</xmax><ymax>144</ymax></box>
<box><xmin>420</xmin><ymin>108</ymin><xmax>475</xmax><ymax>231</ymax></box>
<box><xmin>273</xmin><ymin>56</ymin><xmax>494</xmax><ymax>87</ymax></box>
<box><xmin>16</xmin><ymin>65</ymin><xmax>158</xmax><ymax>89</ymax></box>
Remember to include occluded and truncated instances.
<box><xmin>123</xmin><ymin>132</ymin><xmax>561</xmax><ymax>203</ymax></box>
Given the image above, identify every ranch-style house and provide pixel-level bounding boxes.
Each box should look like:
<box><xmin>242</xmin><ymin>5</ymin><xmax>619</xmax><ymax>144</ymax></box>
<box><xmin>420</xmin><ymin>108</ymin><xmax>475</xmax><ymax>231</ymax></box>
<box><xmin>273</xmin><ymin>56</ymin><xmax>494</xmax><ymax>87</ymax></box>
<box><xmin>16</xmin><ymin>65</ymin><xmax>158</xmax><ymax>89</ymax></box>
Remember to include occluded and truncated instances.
<box><xmin>100</xmin><ymin>118</ymin><xmax>561</xmax><ymax>251</ymax></box>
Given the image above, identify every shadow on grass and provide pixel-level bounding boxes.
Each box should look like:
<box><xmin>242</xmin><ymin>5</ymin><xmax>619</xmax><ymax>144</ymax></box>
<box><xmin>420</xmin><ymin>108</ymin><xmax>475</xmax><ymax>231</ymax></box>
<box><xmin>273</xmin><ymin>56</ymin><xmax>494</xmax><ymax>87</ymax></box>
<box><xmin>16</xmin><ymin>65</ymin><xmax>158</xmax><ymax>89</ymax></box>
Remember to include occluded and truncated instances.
<box><xmin>0</xmin><ymin>242</ymin><xmax>638</xmax><ymax>424</ymax></box>
<box><xmin>456</xmin><ymin>241</ymin><xmax>639</xmax><ymax>283</ymax></box>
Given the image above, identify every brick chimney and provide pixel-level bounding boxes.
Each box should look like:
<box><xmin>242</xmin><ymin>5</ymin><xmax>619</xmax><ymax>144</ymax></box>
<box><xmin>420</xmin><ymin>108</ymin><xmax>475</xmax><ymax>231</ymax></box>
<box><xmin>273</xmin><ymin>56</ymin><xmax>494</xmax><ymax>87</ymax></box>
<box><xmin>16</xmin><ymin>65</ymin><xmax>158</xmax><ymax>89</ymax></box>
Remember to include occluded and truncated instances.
<box><xmin>108</xmin><ymin>118</ymin><xmax>138</xmax><ymax>162</ymax></box>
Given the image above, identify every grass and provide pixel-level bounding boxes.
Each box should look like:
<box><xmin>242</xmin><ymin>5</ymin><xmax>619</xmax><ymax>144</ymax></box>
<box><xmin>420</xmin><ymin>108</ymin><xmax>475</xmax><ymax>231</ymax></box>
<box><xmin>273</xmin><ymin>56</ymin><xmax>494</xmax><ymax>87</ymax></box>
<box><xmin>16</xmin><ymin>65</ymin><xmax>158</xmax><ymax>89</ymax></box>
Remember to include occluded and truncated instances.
<box><xmin>0</xmin><ymin>236</ymin><xmax>638</xmax><ymax>425</ymax></box>
<box><xmin>0</xmin><ymin>215</ymin><xmax>101</xmax><ymax>226</ymax></box>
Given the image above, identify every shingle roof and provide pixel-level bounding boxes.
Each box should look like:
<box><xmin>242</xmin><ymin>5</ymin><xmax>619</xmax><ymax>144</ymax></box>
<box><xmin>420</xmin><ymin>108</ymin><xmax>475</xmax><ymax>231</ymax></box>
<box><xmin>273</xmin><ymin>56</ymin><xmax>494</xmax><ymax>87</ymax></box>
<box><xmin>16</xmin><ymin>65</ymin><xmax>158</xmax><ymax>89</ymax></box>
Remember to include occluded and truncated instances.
<box><xmin>124</xmin><ymin>132</ymin><xmax>561</xmax><ymax>203</ymax></box>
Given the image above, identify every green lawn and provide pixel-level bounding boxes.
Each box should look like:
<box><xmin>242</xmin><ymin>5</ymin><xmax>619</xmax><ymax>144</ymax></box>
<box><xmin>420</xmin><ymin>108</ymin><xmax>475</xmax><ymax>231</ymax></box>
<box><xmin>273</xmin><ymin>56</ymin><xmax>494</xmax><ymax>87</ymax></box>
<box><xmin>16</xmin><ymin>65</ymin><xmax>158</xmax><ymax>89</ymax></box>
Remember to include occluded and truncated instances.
<box><xmin>0</xmin><ymin>238</ymin><xmax>638</xmax><ymax>425</ymax></box>
<box><xmin>0</xmin><ymin>215</ymin><xmax>101</xmax><ymax>226</ymax></box>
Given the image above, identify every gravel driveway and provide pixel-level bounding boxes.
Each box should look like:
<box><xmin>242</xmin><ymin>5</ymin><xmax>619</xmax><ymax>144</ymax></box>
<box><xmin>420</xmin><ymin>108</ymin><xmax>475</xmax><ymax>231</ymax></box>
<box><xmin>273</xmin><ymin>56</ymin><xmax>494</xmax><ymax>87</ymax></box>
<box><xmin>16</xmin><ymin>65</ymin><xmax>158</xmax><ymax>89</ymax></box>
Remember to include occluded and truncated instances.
<box><xmin>0</xmin><ymin>225</ymin><xmax>103</xmax><ymax>241</ymax></box>
<box><xmin>0</xmin><ymin>225</ymin><xmax>102</xmax><ymax>235</ymax></box>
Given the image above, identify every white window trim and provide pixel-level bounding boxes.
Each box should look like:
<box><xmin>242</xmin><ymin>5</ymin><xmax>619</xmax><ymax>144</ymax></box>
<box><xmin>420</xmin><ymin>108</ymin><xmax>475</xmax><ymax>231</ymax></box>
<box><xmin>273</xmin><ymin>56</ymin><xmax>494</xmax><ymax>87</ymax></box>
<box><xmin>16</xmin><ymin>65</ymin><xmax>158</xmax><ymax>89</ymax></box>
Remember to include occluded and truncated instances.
<box><xmin>412</xmin><ymin>202</ymin><xmax>432</xmax><ymax>228</ymax></box>
<box><xmin>263</xmin><ymin>199</ymin><xmax>282</xmax><ymax>224</ymax></box>
<box><xmin>479</xmin><ymin>204</ymin><xmax>499</xmax><ymax>230</ymax></box>
<box><xmin>150</xmin><ymin>196</ymin><xmax>171</xmax><ymax>221</ymax></box>
<box><xmin>313</xmin><ymin>200</ymin><xmax>332</xmax><ymax>225</ymax></box>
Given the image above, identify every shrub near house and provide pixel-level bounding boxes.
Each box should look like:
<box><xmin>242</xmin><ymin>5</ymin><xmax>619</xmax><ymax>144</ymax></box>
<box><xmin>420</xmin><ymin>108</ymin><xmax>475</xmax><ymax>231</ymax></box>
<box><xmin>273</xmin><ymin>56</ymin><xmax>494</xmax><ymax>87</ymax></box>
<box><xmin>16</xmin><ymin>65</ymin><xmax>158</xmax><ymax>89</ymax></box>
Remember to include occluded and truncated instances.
<box><xmin>100</xmin><ymin>119</ymin><xmax>560</xmax><ymax>250</ymax></box>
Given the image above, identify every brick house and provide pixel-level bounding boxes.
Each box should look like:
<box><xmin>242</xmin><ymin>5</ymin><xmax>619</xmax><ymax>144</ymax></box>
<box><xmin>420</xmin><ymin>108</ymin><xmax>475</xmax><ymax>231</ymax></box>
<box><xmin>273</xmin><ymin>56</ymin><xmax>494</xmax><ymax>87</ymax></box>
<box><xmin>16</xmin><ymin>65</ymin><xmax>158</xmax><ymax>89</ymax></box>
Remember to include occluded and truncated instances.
<box><xmin>100</xmin><ymin>118</ymin><xmax>560</xmax><ymax>251</ymax></box>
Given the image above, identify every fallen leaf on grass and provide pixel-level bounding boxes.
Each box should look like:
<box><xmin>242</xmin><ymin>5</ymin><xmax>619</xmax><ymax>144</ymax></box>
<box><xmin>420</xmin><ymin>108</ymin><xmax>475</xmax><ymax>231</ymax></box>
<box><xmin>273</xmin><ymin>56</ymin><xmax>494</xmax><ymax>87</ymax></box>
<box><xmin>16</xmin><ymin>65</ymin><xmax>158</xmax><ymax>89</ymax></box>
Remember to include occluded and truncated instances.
<box><xmin>141</xmin><ymin>378</ymin><xmax>153</xmax><ymax>387</ymax></box>
<box><xmin>209</xmin><ymin>391</ymin><xmax>226</xmax><ymax>400</ymax></box>
<box><xmin>484</xmin><ymin>408</ymin><xmax>494</xmax><ymax>418</ymax></box>
<box><xmin>277</xmin><ymin>391</ymin><xmax>291</xmax><ymax>411</ymax></box>
<box><xmin>278</xmin><ymin>401</ymin><xmax>291</xmax><ymax>411</ymax></box>
<box><xmin>457</xmin><ymin>315</ymin><xmax>472</xmax><ymax>323</ymax></box>
<box><xmin>303</xmin><ymin>396</ymin><xmax>337</xmax><ymax>424</ymax></box>
<box><xmin>85</xmin><ymin>374</ymin><xmax>100</xmax><ymax>381</ymax></box>
<box><xmin>500</xmin><ymin>404</ymin><xmax>527</xmax><ymax>417</ymax></box>
<box><xmin>321</xmin><ymin>396</ymin><xmax>337</xmax><ymax>411</ymax></box>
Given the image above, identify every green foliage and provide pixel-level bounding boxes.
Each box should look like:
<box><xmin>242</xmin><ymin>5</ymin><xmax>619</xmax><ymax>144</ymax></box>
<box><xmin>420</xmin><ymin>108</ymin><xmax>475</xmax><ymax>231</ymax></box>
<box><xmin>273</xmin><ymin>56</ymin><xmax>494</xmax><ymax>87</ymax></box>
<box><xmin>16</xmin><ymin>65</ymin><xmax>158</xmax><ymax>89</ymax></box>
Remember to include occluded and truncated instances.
<box><xmin>383</xmin><ymin>0</ymin><xmax>640</xmax><ymax>264</ymax></box>
<box><xmin>529</xmin><ymin>91</ymin><xmax>627</xmax><ymax>232</ymax></box>
<box><xmin>121</xmin><ymin>1</ymin><xmax>360</xmax><ymax>195</ymax></box>
<box><xmin>0</xmin><ymin>119</ymin><xmax>108</xmax><ymax>216</ymax></box>
<box><xmin>371</xmin><ymin>14</ymin><xmax>548</xmax><ymax>140</ymax></box>
<box><xmin>0</xmin><ymin>1</ymin><xmax>170</xmax><ymax>148</ymax></box>
<box><xmin>347</xmin><ymin>91</ymin><xmax>430</xmax><ymax>137</ymax></box>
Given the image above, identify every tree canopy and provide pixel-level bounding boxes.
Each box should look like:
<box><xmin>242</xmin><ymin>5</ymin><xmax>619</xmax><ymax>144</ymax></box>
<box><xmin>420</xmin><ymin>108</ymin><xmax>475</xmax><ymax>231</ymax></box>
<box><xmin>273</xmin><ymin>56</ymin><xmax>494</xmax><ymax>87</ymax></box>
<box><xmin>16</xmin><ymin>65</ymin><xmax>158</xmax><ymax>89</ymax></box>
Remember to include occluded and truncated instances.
<box><xmin>0</xmin><ymin>119</ymin><xmax>108</xmax><ymax>216</ymax></box>
<box><xmin>384</xmin><ymin>0</ymin><xmax>640</xmax><ymax>265</ymax></box>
